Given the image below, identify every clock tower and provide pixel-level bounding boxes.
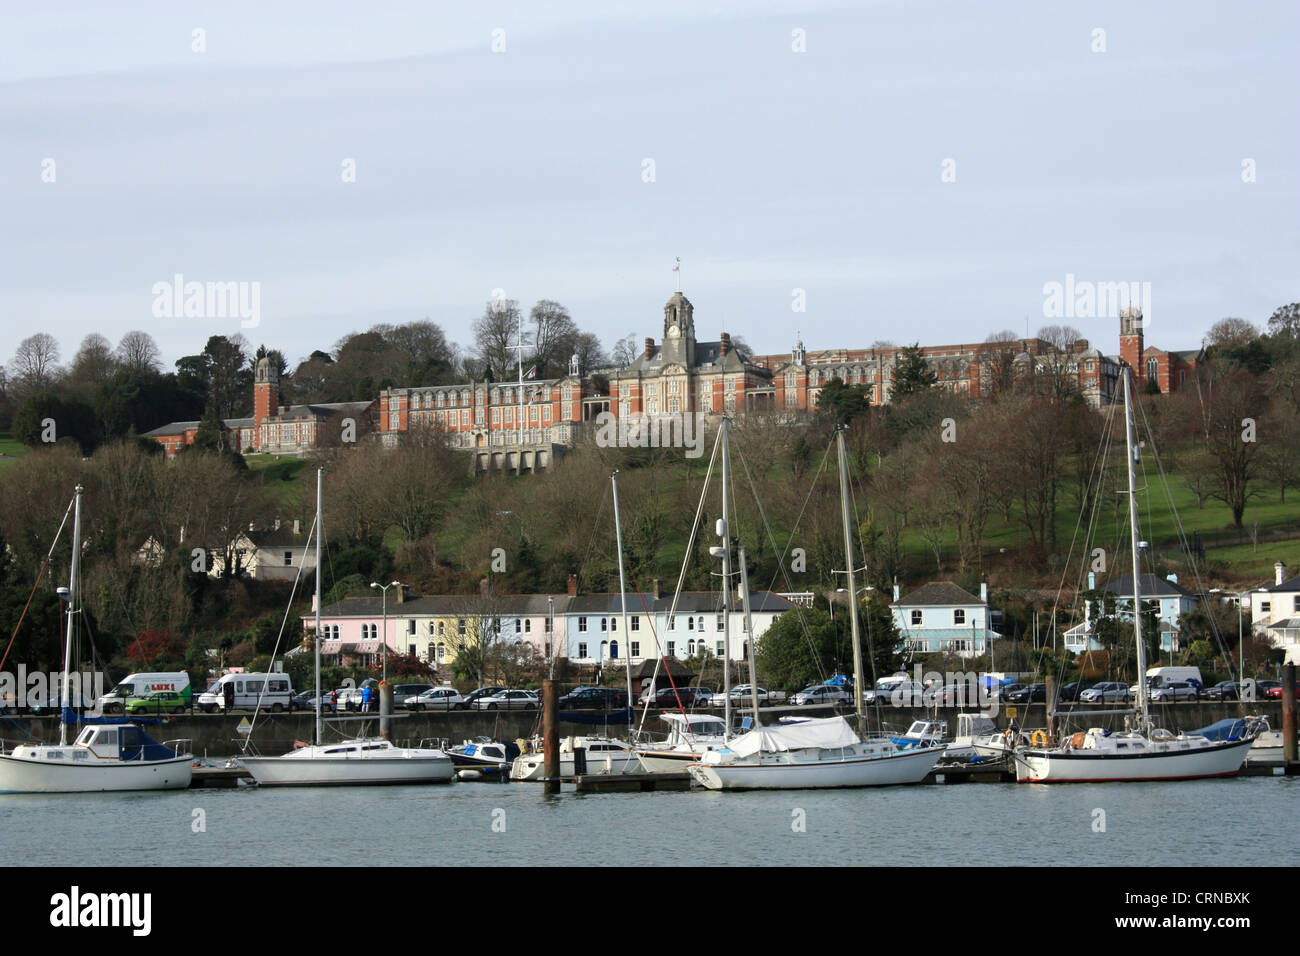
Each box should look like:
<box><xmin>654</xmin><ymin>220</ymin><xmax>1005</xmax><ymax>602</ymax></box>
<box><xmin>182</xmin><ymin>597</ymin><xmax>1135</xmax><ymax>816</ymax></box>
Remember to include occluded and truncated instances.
<box><xmin>661</xmin><ymin>291</ymin><xmax>696</xmax><ymax>368</ymax></box>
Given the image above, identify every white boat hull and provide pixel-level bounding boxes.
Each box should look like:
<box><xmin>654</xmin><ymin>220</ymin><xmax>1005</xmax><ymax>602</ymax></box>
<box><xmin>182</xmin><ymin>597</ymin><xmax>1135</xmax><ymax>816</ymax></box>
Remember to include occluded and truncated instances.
<box><xmin>241</xmin><ymin>744</ymin><xmax>454</xmax><ymax>786</ymax></box>
<box><xmin>635</xmin><ymin>748</ymin><xmax>719</xmax><ymax>773</ymax></box>
<box><xmin>687</xmin><ymin>745</ymin><xmax>942</xmax><ymax>791</ymax></box>
<box><xmin>510</xmin><ymin>750</ymin><xmax>640</xmax><ymax>780</ymax></box>
<box><xmin>1014</xmin><ymin>737</ymin><xmax>1253</xmax><ymax>783</ymax></box>
<box><xmin>0</xmin><ymin>752</ymin><xmax>192</xmax><ymax>793</ymax></box>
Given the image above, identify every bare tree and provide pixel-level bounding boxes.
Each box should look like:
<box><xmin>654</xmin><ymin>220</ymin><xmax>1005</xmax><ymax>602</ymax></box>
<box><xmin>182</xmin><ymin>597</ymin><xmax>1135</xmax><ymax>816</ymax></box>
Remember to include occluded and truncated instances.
<box><xmin>1203</xmin><ymin>318</ymin><xmax>1260</xmax><ymax>350</ymax></box>
<box><xmin>68</xmin><ymin>334</ymin><xmax>119</xmax><ymax>393</ymax></box>
<box><xmin>9</xmin><ymin>333</ymin><xmax>61</xmax><ymax>395</ymax></box>
<box><xmin>473</xmin><ymin>298</ymin><xmax>522</xmax><ymax>381</ymax></box>
<box><xmin>529</xmin><ymin>300</ymin><xmax>579</xmax><ymax>379</ymax></box>
<box><xmin>976</xmin><ymin>330</ymin><xmax>1020</xmax><ymax>399</ymax></box>
<box><xmin>116</xmin><ymin>330</ymin><xmax>162</xmax><ymax>374</ymax></box>
<box><xmin>611</xmin><ymin>333</ymin><xmax>639</xmax><ymax>366</ymax></box>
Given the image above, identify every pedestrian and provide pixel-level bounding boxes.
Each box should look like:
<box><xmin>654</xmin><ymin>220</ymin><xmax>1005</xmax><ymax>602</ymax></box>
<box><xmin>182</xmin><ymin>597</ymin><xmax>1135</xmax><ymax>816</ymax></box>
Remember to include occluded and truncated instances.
<box><xmin>330</xmin><ymin>689</ymin><xmax>338</xmax><ymax>712</ymax></box>
<box><xmin>361</xmin><ymin>684</ymin><xmax>373</xmax><ymax>713</ymax></box>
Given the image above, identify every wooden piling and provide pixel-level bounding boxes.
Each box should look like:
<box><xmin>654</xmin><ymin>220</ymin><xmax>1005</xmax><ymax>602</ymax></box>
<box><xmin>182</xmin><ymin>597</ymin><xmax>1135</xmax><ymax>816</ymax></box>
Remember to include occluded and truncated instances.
<box><xmin>543</xmin><ymin>679</ymin><xmax>559</xmax><ymax>794</ymax></box>
<box><xmin>1282</xmin><ymin>662</ymin><xmax>1296</xmax><ymax>765</ymax></box>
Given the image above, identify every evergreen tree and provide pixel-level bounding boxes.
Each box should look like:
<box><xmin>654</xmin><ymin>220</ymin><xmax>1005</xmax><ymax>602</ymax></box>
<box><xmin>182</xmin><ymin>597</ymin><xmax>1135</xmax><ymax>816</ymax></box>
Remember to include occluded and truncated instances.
<box><xmin>890</xmin><ymin>343</ymin><xmax>938</xmax><ymax>399</ymax></box>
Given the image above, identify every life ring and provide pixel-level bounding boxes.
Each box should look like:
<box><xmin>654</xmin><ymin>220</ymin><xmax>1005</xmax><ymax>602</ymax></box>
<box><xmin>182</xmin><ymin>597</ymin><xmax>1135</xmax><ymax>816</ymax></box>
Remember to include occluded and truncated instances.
<box><xmin>1030</xmin><ymin>730</ymin><xmax>1049</xmax><ymax>747</ymax></box>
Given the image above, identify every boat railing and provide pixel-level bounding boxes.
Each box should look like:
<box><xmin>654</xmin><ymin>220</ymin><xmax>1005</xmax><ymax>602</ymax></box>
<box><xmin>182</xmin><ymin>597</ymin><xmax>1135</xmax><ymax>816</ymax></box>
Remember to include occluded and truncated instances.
<box><xmin>162</xmin><ymin>738</ymin><xmax>193</xmax><ymax>757</ymax></box>
<box><xmin>417</xmin><ymin>737</ymin><xmax>450</xmax><ymax>750</ymax></box>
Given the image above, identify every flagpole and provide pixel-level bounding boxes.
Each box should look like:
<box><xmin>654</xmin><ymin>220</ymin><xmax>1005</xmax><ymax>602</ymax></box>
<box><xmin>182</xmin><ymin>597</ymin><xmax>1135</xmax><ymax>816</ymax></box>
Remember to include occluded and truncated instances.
<box><xmin>514</xmin><ymin>325</ymin><xmax>525</xmax><ymax>446</ymax></box>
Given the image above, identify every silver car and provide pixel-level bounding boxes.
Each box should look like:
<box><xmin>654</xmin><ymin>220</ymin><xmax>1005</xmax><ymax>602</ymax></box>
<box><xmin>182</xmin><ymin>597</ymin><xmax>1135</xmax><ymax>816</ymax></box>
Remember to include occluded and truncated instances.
<box><xmin>472</xmin><ymin>689</ymin><xmax>539</xmax><ymax>711</ymax></box>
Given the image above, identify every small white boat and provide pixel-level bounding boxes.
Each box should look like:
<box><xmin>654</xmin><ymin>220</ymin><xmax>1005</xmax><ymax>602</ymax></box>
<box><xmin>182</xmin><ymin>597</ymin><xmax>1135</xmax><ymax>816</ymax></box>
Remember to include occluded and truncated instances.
<box><xmin>1245</xmin><ymin>729</ymin><xmax>1284</xmax><ymax>767</ymax></box>
<box><xmin>948</xmin><ymin>714</ymin><xmax>1004</xmax><ymax>760</ymax></box>
<box><xmin>241</xmin><ymin>737</ymin><xmax>453</xmax><ymax>786</ymax></box>
<box><xmin>890</xmin><ymin>719</ymin><xmax>948</xmax><ymax>751</ymax></box>
<box><xmin>509</xmin><ymin>736</ymin><xmax>640</xmax><ymax>780</ymax></box>
<box><xmin>1014</xmin><ymin>727</ymin><xmax>1256</xmax><ymax>783</ymax></box>
<box><xmin>634</xmin><ymin>713</ymin><xmax>729</xmax><ymax>772</ymax></box>
<box><xmin>687</xmin><ymin>716</ymin><xmax>943</xmax><ymax>791</ymax></box>
<box><xmin>0</xmin><ymin>485</ymin><xmax>192</xmax><ymax>795</ymax></box>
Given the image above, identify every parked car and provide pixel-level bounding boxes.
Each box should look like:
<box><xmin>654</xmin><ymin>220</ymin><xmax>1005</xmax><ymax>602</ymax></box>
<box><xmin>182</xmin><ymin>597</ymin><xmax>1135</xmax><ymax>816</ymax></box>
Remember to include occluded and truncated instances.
<box><xmin>473</xmin><ymin>690</ymin><xmax>539</xmax><ymax>711</ymax></box>
<box><xmin>1080</xmin><ymin>682</ymin><xmax>1131</xmax><ymax>703</ymax></box>
<box><xmin>1057</xmin><ymin>682</ymin><xmax>1085</xmax><ymax>702</ymax></box>
<box><xmin>338</xmin><ymin>678</ymin><xmax>380</xmax><ymax>712</ymax></box>
<box><xmin>1005</xmin><ymin>683</ymin><xmax>1047</xmax><ymax>704</ymax></box>
<box><xmin>722</xmin><ymin>685</ymin><xmax>786</xmax><ymax>706</ymax></box>
<box><xmin>1202</xmin><ymin>681</ymin><xmax>1241</xmax><ymax>701</ymax></box>
<box><xmin>637</xmin><ymin>686</ymin><xmax>709</xmax><ymax>708</ymax></box>
<box><xmin>387</xmin><ymin>683</ymin><xmax>433</xmax><ymax>706</ymax></box>
<box><xmin>291</xmin><ymin>690</ymin><xmax>336</xmax><ymax>712</ymax></box>
<box><xmin>1252</xmin><ymin>680</ymin><xmax>1281</xmax><ymax>699</ymax></box>
<box><xmin>559</xmin><ymin>687</ymin><xmax>628</xmax><ymax>710</ymax></box>
<box><xmin>1149</xmin><ymin>681</ymin><xmax>1199</xmax><ymax>702</ymax></box>
<box><xmin>791</xmin><ymin>684</ymin><xmax>854</xmax><ymax>706</ymax></box>
<box><xmin>407</xmin><ymin>686</ymin><xmax>467</xmax><ymax>711</ymax></box>
<box><xmin>462</xmin><ymin>687</ymin><xmax>508</xmax><ymax>708</ymax></box>
<box><xmin>1264</xmin><ymin>682</ymin><xmax>1299</xmax><ymax>701</ymax></box>
<box><xmin>124</xmin><ymin>690</ymin><xmax>188</xmax><ymax>715</ymax></box>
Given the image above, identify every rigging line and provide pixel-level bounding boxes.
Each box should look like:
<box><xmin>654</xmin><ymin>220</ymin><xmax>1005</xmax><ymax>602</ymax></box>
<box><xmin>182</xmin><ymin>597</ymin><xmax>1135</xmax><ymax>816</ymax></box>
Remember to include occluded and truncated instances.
<box><xmin>241</xmin><ymin>513</ymin><xmax>317</xmax><ymax>750</ymax></box>
<box><xmin>1135</xmin><ymin>393</ymin><xmax>1234</xmax><ymax>664</ymax></box>
<box><xmin>742</xmin><ymin>435</ymin><xmax>838</xmax><ymax>686</ymax></box>
<box><xmin>0</xmin><ymin>494</ymin><xmax>75</xmax><ymax>674</ymax></box>
<box><xmin>634</xmin><ymin>426</ymin><xmax>722</xmax><ymax>739</ymax></box>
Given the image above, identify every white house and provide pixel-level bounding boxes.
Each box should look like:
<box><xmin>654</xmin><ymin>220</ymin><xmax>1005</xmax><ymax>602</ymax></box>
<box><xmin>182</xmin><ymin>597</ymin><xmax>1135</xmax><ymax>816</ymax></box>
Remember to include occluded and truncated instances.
<box><xmin>1064</xmin><ymin>571</ymin><xmax>1199</xmax><ymax>655</ymax></box>
<box><xmin>1250</xmin><ymin>562</ymin><xmax>1300</xmax><ymax>664</ymax></box>
<box><xmin>890</xmin><ymin>581</ymin><xmax>1000</xmax><ymax>658</ymax></box>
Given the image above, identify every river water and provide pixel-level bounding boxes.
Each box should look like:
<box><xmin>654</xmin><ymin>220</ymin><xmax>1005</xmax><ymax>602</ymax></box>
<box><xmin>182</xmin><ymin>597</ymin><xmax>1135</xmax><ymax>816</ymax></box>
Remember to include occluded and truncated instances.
<box><xmin>1</xmin><ymin>774</ymin><xmax>1293</xmax><ymax>867</ymax></box>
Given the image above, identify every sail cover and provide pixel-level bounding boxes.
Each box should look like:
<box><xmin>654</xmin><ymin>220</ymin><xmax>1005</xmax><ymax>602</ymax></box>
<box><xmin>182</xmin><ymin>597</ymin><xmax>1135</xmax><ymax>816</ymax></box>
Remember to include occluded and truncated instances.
<box><xmin>726</xmin><ymin>716</ymin><xmax>859</xmax><ymax>757</ymax></box>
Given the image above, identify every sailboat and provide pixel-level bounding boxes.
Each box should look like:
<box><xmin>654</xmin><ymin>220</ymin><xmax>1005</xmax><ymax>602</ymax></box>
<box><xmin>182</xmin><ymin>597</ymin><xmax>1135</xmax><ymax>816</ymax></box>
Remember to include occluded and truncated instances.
<box><xmin>239</xmin><ymin>468</ymin><xmax>454</xmax><ymax>787</ymax></box>
<box><xmin>1013</xmin><ymin>369</ymin><xmax>1262</xmax><ymax>783</ymax></box>
<box><xmin>687</xmin><ymin>425</ymin><xmax>944</xmax><ymax>790</ymax></box>
<box><xmin>0</xmin><ymin>485</ymin><xmax>193</xmax><ymax>793</ymax></box>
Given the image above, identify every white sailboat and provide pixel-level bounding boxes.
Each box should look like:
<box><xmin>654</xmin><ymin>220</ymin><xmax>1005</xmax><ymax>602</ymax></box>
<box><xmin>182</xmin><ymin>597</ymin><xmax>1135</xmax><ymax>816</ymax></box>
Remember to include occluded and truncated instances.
<box><xmin>634</xmin><ymin>713</ymin><xmax>729</xmax><ymax>772</ymax></box>
<box><xmin>0</xmin><ymin>485</ymin><xmax>193</xmax><ymax>793</ymax></box>
<box><xmin>1014</xmin><ymin>369</ymin><xmax>1261</xmax><ymax>784</ymax></box>
<box><xmin>688</xmin><ymin>425</ymin><xmax>944</xmax><ymax>790</ymax></box>
<box><xmin>239</xmin><ymin>468</ymin><xmax>454</xmax><ymax>787</ymax></box>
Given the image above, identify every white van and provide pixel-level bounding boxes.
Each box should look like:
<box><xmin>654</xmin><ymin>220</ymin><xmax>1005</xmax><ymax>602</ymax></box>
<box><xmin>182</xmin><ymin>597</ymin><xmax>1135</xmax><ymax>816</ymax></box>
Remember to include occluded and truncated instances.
<box><xmin>97</xmin><ymin>672</ymin><xmax>192</xmax><ymax>714</ymax></box>
<box><xmin>197</xmin><ymin>673</ymin><xmax>294</xmax><ymax>713</ymax></box>
<box><xmin>1144</xmin><ymin>666</ymin><xmax>1203</xmax><ymax>690</ymax></box>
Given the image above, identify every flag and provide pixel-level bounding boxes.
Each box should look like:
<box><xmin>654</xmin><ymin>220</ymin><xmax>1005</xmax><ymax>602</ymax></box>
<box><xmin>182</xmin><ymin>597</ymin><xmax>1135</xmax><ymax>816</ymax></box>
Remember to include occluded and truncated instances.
<box><xmin>524</xmin><ymin>364</ymin><xmax>537</xmax><ymax>379</ymax></box>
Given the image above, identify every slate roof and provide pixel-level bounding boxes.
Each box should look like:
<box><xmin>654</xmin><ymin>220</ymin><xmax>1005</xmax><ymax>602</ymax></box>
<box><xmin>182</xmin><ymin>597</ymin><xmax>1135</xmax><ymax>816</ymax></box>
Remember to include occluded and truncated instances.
<box><xmin>1261</xmin><ymin>576</ymin><xmax>1300</xmax><ymax>593</ymax></box>
<box><xmin>1102</xmin><ymin>574</ymin><xmax>1198</xmax><ymax>599</ymax></box>
<box><xmin>893</xmin><ymin>582</ymin><xmax>984</xmax><ymax>607</ymax></box>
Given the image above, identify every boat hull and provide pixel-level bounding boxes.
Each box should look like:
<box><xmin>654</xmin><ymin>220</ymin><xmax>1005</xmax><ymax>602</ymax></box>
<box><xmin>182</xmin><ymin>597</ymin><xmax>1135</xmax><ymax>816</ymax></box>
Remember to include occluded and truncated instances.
<box><xmin>687</xmin><ymin>746</ymin><xmax>941</xmax><ymax>791</ymax></box>
<box><xmin>0</xmin><ymin>752</ymin><xmax>192</xmax><ymax>793</ymax></box>
<box><xmin>1014</xmin><ymin>737</ymin><xmax>1253</xmax><ymax>783</ymax></box>
<box><xmin>240</xmin><ymin>755</ymin><xmax>454</xmax><ymax>786</ymax></box>
<box><xmin>509</xmin><ymin>751</ymin><xmax>640</xmax><ymax>780</ymax></box>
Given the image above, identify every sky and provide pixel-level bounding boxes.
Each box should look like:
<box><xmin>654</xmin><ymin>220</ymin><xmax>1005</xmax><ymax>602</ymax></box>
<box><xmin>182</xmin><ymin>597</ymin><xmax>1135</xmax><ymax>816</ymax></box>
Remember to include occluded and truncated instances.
<box><xmin>2</xmin><ymin>0</ymin><xmax>1297</xmax><ymax>374</ymax></box>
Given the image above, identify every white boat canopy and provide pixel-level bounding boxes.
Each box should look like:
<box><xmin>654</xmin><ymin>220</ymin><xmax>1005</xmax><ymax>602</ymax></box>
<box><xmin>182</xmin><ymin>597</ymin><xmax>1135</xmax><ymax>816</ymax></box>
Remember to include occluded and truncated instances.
<box><xmin>727</xmin><ymin>716</ymin><xmax>860</xmax><ymax>758</ymax></box>
<box><xmin>661</xmin><ymin>713</ymin><xmax>726</xmax><ymax>731</ymax></box>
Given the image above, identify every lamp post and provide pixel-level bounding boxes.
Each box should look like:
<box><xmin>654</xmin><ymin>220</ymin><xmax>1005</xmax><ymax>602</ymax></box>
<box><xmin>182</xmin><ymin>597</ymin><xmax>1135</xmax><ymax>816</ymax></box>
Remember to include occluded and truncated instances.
<box><xmin>370</xmin><ymin>580</ymin><xmax>403</xmax><ymax>683</ymax></box>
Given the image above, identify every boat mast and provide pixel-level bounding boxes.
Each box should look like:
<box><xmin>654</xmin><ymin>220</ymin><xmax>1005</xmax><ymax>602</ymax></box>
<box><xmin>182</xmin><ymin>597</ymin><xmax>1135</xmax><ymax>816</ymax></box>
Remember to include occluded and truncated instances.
<box><xmin>610</xmin><ymin>470</ymin><xmax>634</xmax><ymax>740</ymax></box>
<box><xmin>719</xmin><ymin>417</ymin><xmax>733</xmax><ymax>735</ymax></box>
<box><xmin>315</xmin><ymin>466</ymin><xmax>323</xmax><ymax>748</ymax></box>
<box><xmin>1122</xmin><ymin>370</ymin><xmax>1150</xmax><ymax>732</ymax></box>
<box><xmin>59</xmin><ymin>484</ymin><xmax>83</xmax><ymax>747</ymax></box>
<box><xmin>737</xmin><ymin>544</ymin><xmax>761</xmax><ymax>722</ymax></box>
<box><xmin>835</xmin><ymin>428</ymin><xmax>866</xmax><ymax>734</ymax></box>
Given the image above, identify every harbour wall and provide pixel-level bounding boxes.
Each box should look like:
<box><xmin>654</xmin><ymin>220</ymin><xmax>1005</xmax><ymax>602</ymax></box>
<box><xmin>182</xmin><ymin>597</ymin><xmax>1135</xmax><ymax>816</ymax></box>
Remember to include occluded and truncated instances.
<box><xmin>2</xmin><ymin>701</ymin><xmax>1279</xmax><ymax>757</ymax></box>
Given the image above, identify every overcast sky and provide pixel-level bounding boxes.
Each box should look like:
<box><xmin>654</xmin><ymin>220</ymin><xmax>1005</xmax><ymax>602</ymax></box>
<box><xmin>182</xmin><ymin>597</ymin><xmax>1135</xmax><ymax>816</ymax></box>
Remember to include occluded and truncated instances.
<box><xmin>2</xmin><ymin>0</ymin><xmax>1296</xmax><ymax>374</ymax></box>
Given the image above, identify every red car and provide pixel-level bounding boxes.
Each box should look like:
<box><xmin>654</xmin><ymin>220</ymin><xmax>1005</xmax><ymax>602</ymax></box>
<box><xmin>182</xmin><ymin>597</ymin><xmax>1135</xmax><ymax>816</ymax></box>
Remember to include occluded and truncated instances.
<box><xmin>1264</xmin><ymin>682</ymin><xmax>1299</xmax><ymax>700</ymax></box>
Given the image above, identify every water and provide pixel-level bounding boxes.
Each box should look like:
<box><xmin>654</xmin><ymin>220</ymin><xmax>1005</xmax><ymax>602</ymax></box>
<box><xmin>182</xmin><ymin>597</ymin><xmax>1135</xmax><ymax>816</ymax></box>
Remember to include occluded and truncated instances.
<box><xmin>2</xmin><ymin>775</ymin><xmax>1294</xmax><ymax>866</ymax></box>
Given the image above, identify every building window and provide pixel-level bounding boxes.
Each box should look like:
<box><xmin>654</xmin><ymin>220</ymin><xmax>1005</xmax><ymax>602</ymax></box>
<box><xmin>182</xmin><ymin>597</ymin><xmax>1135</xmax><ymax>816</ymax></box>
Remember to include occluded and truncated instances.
<box><xmin>669</xmin><ymin>616</ymin><xmax>676</xmax><ymax>630</ymax></box>
<box><xmin>630</xmin><ymin>641</ymin><xmax>640</xmax><ymax>657</ymax></box>
<box><xmin>667</xmin><ymin>641</ymin><xmax>676</xmax><ymax>658</ymax></box>
<box><xmin>631</xmin><ymin>617</ymin><xmax>639</xmax><ymax>631</ymax></box>
<box><xmin>954</xmin><ymin>609</ymin><xmax>966</xmax><ymax>625</ymax></box>
<box><xmin>283</xmin><ymin>551</ymin><xmax>293</xmax><ymax>566</ymax></box>
<box><xmin>716</xmin><ymin>615</ymin><xmax>724</xmax><ymax>630</ymax></box>
<box><xmin>408</xmin><ymin>619</ymin><xmax>416</xmax><ymax>635</ymax></box>
<box><xmin>1260</xmin><ymin>601</ymin><xmax>1270</xmax><ymax>614</ymax></box>
<box><xmin>525</xmin><ymin>619</ymin><xmax>531</xmax><ymax>633</ymax></box>
<box><xmin>716</xmin><ymin>641</ymin><xmax>725</xmax><ymax>656</ymax></box>
<box><xmin>911</xmin><ymin>609</ymin><xmax>923</xmax><ymax>626</ymax></box>
<box><xmin>697</xmin><ymin>616</ymin><xmax>704</xmax><ymax>631</ymax></box>
<box><xmin>610</xmin><ymin>617</ymin><xmax>617</xmax><ymax>631</ymax></box>
<box><xmin>687</xmin><ymin>617</ymin><xmax>694</xmax><ymax>631</ymax></box>
<box><xmin>515</xmin><ymin>619</ymin><xmax>522</xmax><ymax>633</ymax></box>
<box><xmin>578</xmin><ymin>617</ymin><xmax>588</xmax><ymax>632</ymax></box>
<box><xmin>457</xmin><ymin>619</ymin><xmax>466</xmax><ymax>636</ymax></box>
<box><xmin>601</xmin><ymin>617</ymin><xmax>608</xmax><ymax>632</ymax></box>
<box><xmin>578</xmin><ymin>643</ymin><xmax>588</xmax><ymax>659</ymax></box>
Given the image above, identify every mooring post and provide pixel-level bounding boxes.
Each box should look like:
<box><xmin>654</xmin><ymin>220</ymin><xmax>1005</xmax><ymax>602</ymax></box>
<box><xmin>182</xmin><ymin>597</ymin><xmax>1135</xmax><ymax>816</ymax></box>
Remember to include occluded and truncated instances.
<box><xmin>379</xmin><ymin>680</ymin><xmax>393</xmax><ymax>740</ymax></box>
<box><xmin>543</xmin><ymin>679</ymin><xmax>560</xmax><ymax>794</ymax></box>
<box><xmin>1282</xmin><ymin>662</ymin><xmax>1297</xmax><ymax>766</ymax></box>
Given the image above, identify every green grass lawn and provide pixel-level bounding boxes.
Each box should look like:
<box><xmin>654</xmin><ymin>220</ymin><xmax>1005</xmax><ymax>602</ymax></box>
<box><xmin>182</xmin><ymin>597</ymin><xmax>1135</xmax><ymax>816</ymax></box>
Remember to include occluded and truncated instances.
<box><xmin>0</xmin><ymin>432</ymin><xmax>27</xmax><ymax>469</ymax></box>
<box><xmin>243</xmin><ymin>454</ymin><xmax>310</xmax><ymax>511</ymax></box>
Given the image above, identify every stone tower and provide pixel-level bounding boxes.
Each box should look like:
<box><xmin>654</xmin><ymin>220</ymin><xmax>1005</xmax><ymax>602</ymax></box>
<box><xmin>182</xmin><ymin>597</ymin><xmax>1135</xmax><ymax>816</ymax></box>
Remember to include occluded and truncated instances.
<box><xmin>1119</xmin><ymin>306</ymin><xmax>1144</xmax><ymax>385</ymax></box>
<box><xmin>660</xmin><ymin>292</ymin><xmax>696</xmax><ymax>368</ymax></box>
<box><xmin>253</xmin><ymin>356</ymin><xmax>279</xmax><ymax>448</ymax></box>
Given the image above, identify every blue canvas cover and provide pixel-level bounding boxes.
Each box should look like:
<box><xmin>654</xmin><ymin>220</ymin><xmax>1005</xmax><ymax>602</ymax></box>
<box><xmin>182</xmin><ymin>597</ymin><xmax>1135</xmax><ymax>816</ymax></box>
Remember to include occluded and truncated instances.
<box><xmin>1190</xmin><ymin>718</ymin><xmax>1247</xmax><ymax>742</ymax></box>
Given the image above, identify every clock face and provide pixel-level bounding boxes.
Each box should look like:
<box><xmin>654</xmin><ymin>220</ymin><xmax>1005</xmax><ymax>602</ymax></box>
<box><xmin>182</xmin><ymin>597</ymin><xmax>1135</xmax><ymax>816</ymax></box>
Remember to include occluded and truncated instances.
<box><xmin>667</xmin><ymin>325</ymin><xmax>680</xmax><ymax>338</ymax></box>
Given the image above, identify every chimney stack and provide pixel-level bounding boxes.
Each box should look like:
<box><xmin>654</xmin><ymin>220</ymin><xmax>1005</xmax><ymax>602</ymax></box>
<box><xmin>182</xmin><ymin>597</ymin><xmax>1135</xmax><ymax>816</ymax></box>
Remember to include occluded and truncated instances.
<box><xmin>1277</xmin><ymin>562</ymin><xmax>1287</xmax><ymax>586</ymax></box>
<box><xmin>479</xmin><ymin>577</ymin><xmax>490</xmax><ymax>595</ymax></box>
<box><xmin>652</xmin><ymin>578</ymin><xmax>661</xmax><ymax>600</ymax></box>
<box><xmin>395</xmin><ymin>585</ymin><xmax>405</xmax><ymax>605</ymax></box>
<box><xmin>567</xmin><ymin>573</ymin><xmax>578</xmax><ymax>597</ymax></box>
<box><xmin>293</xmin><ymin>519</ymin><xmax>301</xmax><ymax>535</ymax></box>
<box><xmin>980</xmin><ymin>582</ymin><xmax>988</xmax><ymax>604</ymax></box>
<box><xmin>644</xmin><ymin>337</ymin><xmax>654</xmax><ymax>360</ymax></box>
<box><xmin>273</xmin><ymin>517</ymin><xmax>281</xmax><ymax>531</ymax></box>
<box><xmin>719</xmin><ymin>332</ymin><xmax>731</xmax><ymax>357</ymax></box>
<box><xmin>1088</xmin><ymin>571</ymin><xmax>1097</xmax><ymax>591</ymax></box>
<box><xmin>892</xmin><ymin>582</ymin><xmax>900</xmax><ymax>602</ymax></box>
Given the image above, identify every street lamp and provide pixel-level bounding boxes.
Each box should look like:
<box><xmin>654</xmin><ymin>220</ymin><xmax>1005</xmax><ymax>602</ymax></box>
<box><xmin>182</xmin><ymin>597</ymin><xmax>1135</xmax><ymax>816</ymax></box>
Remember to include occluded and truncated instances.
<box><xmin>370</xmin><ymin>580</ymin><xmax>403</xmax><ymax>682</ymax></box>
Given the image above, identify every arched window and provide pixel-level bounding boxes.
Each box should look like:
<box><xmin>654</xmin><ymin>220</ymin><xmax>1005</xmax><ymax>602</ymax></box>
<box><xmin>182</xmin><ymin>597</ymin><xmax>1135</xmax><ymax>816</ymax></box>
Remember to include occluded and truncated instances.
<box><xmin>1146</xmin><ymin>358</ymin><xmax>1159</xmax><ymax>389</ymax></box>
